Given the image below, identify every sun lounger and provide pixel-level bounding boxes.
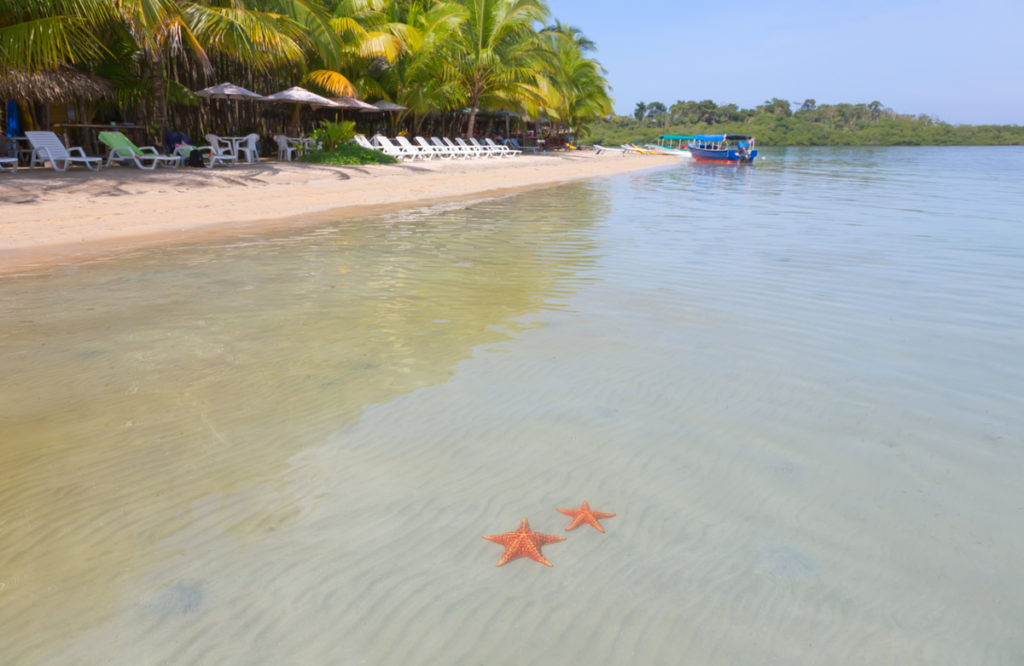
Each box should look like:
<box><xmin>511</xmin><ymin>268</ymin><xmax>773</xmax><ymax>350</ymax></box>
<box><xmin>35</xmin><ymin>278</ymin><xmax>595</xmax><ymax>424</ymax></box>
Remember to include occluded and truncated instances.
<box><xmin>484</xmin><ymin>138</ymin><xmax>518</xmax><ymax>157</ymax></box>
<box><xmin>0</xmin><ymin>156</ymin><xmax>16</xmax><ymax>172</ymax></box>
<box><xmin>393</xmin><ymin>135</ymin><xmax>431</xmax><ymax>160</ymax></box>
<box><xmin>415</xmin><ymin>136</ymin><xmax>450</xmax><ymax>159</ymax></box>
<box><xmin>455</xmin><ymin>137</ymin><xmax>487</xmax><ymax>158</ymax></box>
<box><xmin>469</xmin><ymin>137</ymin><xmax>503</xmax><ymax>158</ymax></box>
<box><xmin>445</xmin><ymin>137</ymin><xmax>478</xmax><ymax>158</ymax></box>
<box><xmin>372</xmin><ymin>135</ymin><xmax>419</xmax><ymax>161</ymax></box>
<box><xmin>99</xmin><ymin>131</ymin><xmax>180</xmax><ymax>169</ymax></box>
<box><xmin>25</xmin><ymin>131</ymin><xmax>102</xmax><ymax>171</ymax></box>
<box><xmin>353</xmin><ymin>134</ymin><xmax>382</xmax><ymax>152</ymax></box>
<box><xmin>433</xmin><ymin>137</ymin><xmax>467</xmax><ymax>159</ymax></box>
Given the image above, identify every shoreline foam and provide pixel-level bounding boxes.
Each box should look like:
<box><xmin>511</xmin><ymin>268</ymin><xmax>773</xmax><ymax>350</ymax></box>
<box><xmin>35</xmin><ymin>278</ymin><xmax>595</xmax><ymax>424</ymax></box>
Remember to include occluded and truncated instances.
<box><xmin>0</xmin><ymin>152</ymin><xmax>675</xmax><ymax>275</ymax></box>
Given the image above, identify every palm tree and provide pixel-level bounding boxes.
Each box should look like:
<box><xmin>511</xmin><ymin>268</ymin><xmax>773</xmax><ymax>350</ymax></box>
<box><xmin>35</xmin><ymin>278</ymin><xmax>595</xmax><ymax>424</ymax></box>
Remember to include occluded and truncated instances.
<box><xmin>443</xmin><ymin>0</ymin><xmax>548</xmax><ymax>137</ymax></box>
<box><xmin>0</xmin><ymin>0</ymin><xmax>112</xmax><ymax>72</ymax></box>
<box><xmin>535</xmin><ymin>24</ymin><xmax>611</xmax><ymax>139</ymax></box>
<box><xmin>375</xmin><ymin>0</ymin><xmax>467</xmax><ymax>132</ymax></box>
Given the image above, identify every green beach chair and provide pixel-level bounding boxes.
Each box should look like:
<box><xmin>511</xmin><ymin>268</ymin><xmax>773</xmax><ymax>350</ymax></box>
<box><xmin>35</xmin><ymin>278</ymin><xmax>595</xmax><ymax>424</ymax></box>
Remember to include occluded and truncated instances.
<box><xmin>98</xmin><ymin>131</ymin><xmax>180</xmax><ymax>170</ymax></box>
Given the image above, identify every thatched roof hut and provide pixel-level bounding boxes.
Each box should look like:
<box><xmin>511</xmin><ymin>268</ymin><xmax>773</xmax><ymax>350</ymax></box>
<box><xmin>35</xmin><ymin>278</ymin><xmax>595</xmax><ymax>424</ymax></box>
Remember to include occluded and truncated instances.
<box><xmin>0</xmin><ymin>67</ymin><xmax>113</xmax><ymax>104</ymax></box>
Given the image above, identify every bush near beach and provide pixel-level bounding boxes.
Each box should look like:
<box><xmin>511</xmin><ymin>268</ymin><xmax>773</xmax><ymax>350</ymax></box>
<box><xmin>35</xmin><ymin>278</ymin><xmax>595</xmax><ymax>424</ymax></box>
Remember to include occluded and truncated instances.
<box><xmin>299</xmin><ymin>144</ymin><xmax>398</xmax><ymax>165</ymax></box>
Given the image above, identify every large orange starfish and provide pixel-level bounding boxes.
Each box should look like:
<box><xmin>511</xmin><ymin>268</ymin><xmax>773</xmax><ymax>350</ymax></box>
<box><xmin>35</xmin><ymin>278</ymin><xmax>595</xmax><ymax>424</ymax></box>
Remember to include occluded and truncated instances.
<box><xmin>482</xmin><ymin>518</ymin><xmax>566</xmax><ymax>567</ymax></box>
<box><xmin>557</xmin><ymin>501</ymin><xmax>616</xmax><ymax>533</ymax></box>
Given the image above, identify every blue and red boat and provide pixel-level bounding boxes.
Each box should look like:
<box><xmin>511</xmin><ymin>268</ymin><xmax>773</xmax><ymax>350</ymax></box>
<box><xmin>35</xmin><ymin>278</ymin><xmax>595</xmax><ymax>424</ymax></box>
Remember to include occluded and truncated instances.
<box><xmin>687</xmin><ymin>134</ymin><xmax>757</xmax><ymax>164</ymax></box>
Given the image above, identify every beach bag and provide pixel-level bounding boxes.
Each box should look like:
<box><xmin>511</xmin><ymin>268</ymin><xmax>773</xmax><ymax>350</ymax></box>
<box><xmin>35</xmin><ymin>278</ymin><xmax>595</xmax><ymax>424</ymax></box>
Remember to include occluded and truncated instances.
<box><xmin>186</xmin><ymin>149</ymin><xmax>204</xmax><ymax>168</ymax></box>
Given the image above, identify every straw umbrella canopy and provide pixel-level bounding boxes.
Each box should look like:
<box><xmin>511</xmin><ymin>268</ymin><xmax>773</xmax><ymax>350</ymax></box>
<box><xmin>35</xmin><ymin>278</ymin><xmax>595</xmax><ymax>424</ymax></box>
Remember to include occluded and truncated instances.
<box><xmin>360</xmin><ymin>100</ymin><xmax>408</xmax><ymax>135</ymax></box>
<box><xmin>361</xmin><ymin>100</ymin><xmax>407</xmax><ymax>112</ymax></box>
<box><xmin>261</xmin><ymin>86</ymin><xmax>340</xmax><ymax>133</ymax></box>
<box><xmin>194</xmin><ymin>82</ymin><xmax>265</xmax><ymax>100</ymax></box>
<box><xmin>0</xmin><ymin>67</ymin><xmax>113</xmax><ymax>104</ymax></box>
<box><xmin>331</xmin><ymin>96</ymin><xmax>377</xmax><ymax>111</ymax></box>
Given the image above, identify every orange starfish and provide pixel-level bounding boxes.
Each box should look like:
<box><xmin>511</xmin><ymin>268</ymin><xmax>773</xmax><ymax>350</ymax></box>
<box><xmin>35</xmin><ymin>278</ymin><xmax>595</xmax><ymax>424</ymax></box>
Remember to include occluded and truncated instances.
<box><xmin>482</xmin><ymin>518</ymin><xmax>566</xmax><ymax>567</ymax></box>
<box><xmin>557</xmin><ymin>501</ymin><xmax>616</xmax><ymax>533</ymax></box>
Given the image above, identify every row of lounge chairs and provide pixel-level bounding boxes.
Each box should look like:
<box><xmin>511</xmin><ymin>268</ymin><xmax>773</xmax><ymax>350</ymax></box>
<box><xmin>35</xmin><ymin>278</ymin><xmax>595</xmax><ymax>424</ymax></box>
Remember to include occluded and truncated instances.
<box><xmin>1</xmin><ymin>130</ymin><xmax>527</xmax><ymax>173</ymax></box>
<box><xmin>356</xmin><ymin>134</ymin><xmax>521</xmax><ymax>161</ymax></box>
<box><xmin>1</xmin><ymin>131</ymin><xmax>250</xmax><ymax>173</ymax></box>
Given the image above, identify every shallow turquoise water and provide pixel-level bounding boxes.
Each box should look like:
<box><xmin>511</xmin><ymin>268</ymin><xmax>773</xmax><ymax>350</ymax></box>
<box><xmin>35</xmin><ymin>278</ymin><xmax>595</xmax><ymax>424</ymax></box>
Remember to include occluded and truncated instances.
<box><xmin>2</xmin><ymin>147</ymin><xmax>1023</xmax><ymax>664</ymax></box>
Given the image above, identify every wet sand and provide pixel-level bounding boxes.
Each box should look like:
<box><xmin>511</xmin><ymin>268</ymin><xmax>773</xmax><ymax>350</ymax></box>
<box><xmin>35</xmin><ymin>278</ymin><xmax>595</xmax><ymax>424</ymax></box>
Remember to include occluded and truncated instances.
<box><xmin>0</xmin><ymin>152</ymin><xmax>674</xmax><ymax>274</ymax></box>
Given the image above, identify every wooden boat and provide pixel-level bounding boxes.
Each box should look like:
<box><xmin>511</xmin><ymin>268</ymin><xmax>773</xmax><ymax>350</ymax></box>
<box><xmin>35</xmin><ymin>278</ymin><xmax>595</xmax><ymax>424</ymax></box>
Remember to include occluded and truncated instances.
<box><xmin>687</xmin><ymin>134</ymin><xmax>757</xmax><ymax>164</ymax></box>
<box><xmin>642</xmin><ymin>135</ymin><xmax>693</xmax><ymax>158</ymax></box>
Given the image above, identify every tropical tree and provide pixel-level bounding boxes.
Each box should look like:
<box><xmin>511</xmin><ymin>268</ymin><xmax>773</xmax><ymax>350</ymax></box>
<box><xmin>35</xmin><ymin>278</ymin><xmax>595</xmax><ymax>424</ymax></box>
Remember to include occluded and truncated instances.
<box><xmin>533</xmin><ymin>22</ymin><xmax>611</xmax><ymax>139</ymax></box>
<box><xmin>374</xmin><ymin>0</ymin><xmax>467</xmax><ymax>131</ymax></box>
<box><xmin>442</xmin><ymin>0</ymin><xmax>548</xmax><ymax>136</ymax></box>
<box><xmin>0</xmin><ymin>0</ymin><xmax>112</xmax><ymax>72</ymax></box>
<box><xmin>633</xmin><ymin>101</ymin><xmax>646</xmax><ymax>122</ymax></box>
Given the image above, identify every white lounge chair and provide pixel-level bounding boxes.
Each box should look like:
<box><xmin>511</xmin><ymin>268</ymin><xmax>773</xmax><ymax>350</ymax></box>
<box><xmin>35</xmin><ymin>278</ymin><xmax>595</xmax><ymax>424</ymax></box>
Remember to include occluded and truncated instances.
<box><xmin>274</xmin><ymin>135</ymin><xmax>298</xmax><ymax>161</ymax></box>
<box><xmin>485</xmin><ymin>138</ymin><xmax>519</xmax><ymax>156</ymax></box>
<box><xmin>353</xmin><ymin>134</ymin><xmax>381</xmax><ymax>151</ymax></box>
<box><xmin>394</xmin><ymin>135</ymin><xmax>431</xmax><ymax>160</ymax></box>
<box><xmin>0</xmin><ymin>156</ymin><xmax>16</xmax><ymax>172</ymax></box>
<box><xmin>442</xmin><ymin>137</ymin><xmax>475</xmax><ymax>158</ymax></box>
<box><xmin>432</xmin><ymin>137</ymin><xmax>464</xmax><ymax>159</ymax></box>
<box><xmin>416</xmin><ymin>136</ymin><xmax>450</xmax><ymax>159</ymax></box>
<box><xmin>469</xmin><ymin>137</ymin><xmax>503</xmax><ymax>158</ymax></box>
<box><xmin>371</xmin><ymin>135</ymin><xmax>415</xmax><ymax>161</ymax></box>
<box><xmin>25</xmin><ymin>131</ymin><xmax>102</xmax><ymax>171</ymax></box>
<box><xmin>455</xmin><ymin>137</ymin><xmax>487</xmax><ymax>158</ymax></box>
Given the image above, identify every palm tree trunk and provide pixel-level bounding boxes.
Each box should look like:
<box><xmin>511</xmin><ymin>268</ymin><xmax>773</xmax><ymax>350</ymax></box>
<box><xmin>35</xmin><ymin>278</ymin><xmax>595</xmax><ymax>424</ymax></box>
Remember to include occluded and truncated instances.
<box><xmin>147</xmin><ymin>52</ymin><xmax>168</xmax><ymax>145</ymax></box>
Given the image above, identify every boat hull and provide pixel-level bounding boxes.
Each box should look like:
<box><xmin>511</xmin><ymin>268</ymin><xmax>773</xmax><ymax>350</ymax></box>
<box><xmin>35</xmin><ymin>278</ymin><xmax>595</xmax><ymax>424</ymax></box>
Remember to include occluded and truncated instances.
<box><xmin>688</xmin><ymin>146</ymin><xmax>757</xmax><ymax>164</ymax></box>
<box><xmin>643</xmin><ymin>145</ymin><xmax>693</xmax><ymax>158</ymax></box>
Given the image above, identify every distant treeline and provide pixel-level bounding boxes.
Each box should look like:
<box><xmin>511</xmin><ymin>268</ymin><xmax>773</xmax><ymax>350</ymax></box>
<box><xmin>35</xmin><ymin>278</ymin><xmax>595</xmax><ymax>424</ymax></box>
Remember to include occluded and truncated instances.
<box><xmin>588</xmin><ymin>98</ymin><xmax>1024</xmax><ymax>146</ymax></box>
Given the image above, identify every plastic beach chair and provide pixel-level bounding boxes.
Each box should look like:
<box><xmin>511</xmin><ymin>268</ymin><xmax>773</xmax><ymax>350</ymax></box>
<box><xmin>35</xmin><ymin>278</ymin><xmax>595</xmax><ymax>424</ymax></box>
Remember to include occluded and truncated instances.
<box><xmin>443</xmin><ymin>137</ymin><xmax>475</xmax><ymax>158</ymax></box>
<box><xmin>236</xmin><ymin>133</ymin><xmax>259</xmax><ymax>163</ymax></box>
<box><xmin>25</xmin><ymin>131</ymin><xmax>102</xmax><ymax>171</ymax></box>
<box><xmin>393</xmin><ymin>135</ymin><xmax>431</xmax><ymax>160</ymax></box>
<box><xmin>485</xmin><ymin>138</ymin><xmax>519</xmax><ymax>156</ymax></box>
<box><xmin>469</xmin><ymin>137</ymin><xmax>502</xmax><ymax>158</ymax></box>
<box><xmin>370</xmin><ymin>135</ymin><xmax>414</xmax><ymax>161</ymax></box>
<box><xmin>455</xmin><ymin>137</ymin><xmax>487</xmax><ymax>158</ymax></box>
<box><xmin>274</xmin><ymin>135</ymin><xmax>298</xmax><ymax>161</ymax></box>
<box><xmin>0</xmin><ymin>156</ymin><xmax>17</xmax><ymax>172</ymax></box>
<box><xmin>98</xmin><ymin>131</ymin><xmax>180</xmax><ymax>169</ymax></box>
<box><xmin>432</xmin><ymin>137</ymin><xmax>465</xmax><ymax>159</ymax></box>
<box><xmin>416</xmin><ymin>136</ymin><xmax>451</xmax><ymax>159</ymax></box>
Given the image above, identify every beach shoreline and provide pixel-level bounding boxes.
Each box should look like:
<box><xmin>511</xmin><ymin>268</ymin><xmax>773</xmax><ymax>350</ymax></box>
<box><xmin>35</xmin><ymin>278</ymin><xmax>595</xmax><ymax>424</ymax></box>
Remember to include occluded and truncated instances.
<box><xmin>0</xmin><ymin>152</ymin><xmax>675</xmax><ymax>275</ymax></box>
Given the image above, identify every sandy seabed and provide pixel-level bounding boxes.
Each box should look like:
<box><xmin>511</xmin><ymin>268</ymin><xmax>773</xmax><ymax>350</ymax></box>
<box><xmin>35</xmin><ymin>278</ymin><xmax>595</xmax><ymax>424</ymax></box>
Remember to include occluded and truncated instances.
<box><xmin>0</xmin><ymin>152</ymin><xmax>675</xmax><ymax>274</ymax></box>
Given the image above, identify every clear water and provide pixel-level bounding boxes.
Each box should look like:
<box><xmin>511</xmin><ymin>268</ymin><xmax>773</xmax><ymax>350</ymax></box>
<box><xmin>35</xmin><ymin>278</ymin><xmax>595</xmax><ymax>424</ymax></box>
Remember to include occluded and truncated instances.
<box><xmin>2</xmin><ymin>147</ymin><xmax>1023</xmax><ymax>665</ymax></box>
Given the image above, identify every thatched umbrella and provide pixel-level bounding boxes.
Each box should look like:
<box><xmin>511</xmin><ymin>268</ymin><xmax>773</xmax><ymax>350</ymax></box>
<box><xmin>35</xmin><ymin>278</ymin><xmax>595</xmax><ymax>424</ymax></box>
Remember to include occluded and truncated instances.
<box><xmin>194</xmin><ymin>82</ymin><xmax>264</xmax><ymax>101</ymax></box>
<box><xmin>331</xmin><ymin>96</ymin><xmax>377</xmax><ymax>111</ymax></box>
<box><xmin>0</xmin><ymin>67</ymin><xmax>113</xmax><ymax>104</ymax></box>
<box><xmin>360</xmin><ymin>100</ymin><xmax>408</xmax><ymax>134</ymax></box>
<box><xmin>260</xmin><ymin>86</ymin><xmax>340</xmax><ymax>134</ymax></box>
<box><xmin>1</xmin><ymin>67</ymin><xmax>113</xmax><ymax>145</ymax></box>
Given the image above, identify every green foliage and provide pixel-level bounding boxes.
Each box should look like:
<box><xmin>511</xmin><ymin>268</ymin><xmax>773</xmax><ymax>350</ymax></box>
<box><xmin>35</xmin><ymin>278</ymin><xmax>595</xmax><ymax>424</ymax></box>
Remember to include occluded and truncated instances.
<box><xmin>309</xmin><ymin>119</ymin><xmax>356</xmax><ymax>151</ymax></box>
<box><xmin>591</xmin><ymin>98</ymin><xmax>1024</xmax><ymax>146</ymax></box>
<box><xmin>298</xmin><ymin>143</ymin><xmax>398</xmax><ymax>165</ymax></box>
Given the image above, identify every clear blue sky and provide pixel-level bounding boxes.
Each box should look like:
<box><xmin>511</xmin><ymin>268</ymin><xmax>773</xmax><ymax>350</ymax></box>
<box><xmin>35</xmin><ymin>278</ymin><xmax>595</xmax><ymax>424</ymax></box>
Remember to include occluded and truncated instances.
<box><xmin>544</xmin><ymin>0</ymin><xmax>1023</xmax><ymax>125</ymax></box>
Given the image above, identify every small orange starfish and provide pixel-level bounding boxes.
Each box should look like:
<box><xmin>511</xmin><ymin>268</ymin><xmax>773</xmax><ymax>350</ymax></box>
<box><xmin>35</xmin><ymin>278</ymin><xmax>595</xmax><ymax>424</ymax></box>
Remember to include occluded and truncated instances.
<box><xmin>482</xmin><ymin>517</ymin><xmax>566</xmax><ymax>567</ymax></box>
<box><xmin>557</xmin><ymin>501</ymin><xmax>616</xmax><ymax>533</ymax></box>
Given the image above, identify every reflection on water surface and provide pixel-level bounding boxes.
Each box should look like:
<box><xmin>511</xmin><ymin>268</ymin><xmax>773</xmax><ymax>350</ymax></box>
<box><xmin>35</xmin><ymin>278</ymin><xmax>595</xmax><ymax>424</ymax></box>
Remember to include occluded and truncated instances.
<box><xmin>2</xmin><ymin>148</ymin><xmax>1024</xmax><ymax>665</ymax></box>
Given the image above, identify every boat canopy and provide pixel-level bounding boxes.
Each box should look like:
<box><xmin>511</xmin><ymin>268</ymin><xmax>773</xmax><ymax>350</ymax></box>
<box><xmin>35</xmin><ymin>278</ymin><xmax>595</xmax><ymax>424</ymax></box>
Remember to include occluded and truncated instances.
<box><xmin>692</xmin><ymin>134</ymin><xmax>753</xmax><ymax>141</ymax></box>
<box><xmin>658</xmin><ymin>135</ymin><xmax>694</xmax><ymax>140</ymax></box>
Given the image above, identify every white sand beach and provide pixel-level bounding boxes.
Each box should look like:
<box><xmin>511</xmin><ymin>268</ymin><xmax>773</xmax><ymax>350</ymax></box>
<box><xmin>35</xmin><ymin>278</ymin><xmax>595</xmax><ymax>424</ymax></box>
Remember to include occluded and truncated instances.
<box><xmin>0</xmin><ymin>152</ymin><xmax>675</xmax><ymax>274</ymax></box>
